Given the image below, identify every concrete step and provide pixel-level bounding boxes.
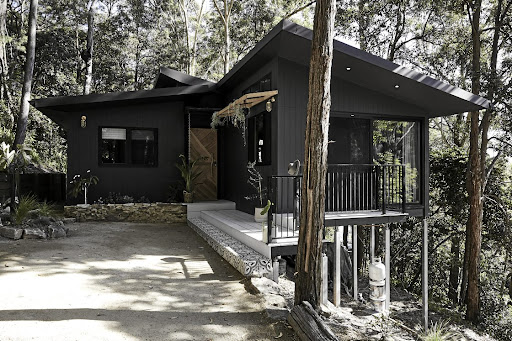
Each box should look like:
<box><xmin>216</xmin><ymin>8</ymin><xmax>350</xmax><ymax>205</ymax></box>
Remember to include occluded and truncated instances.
<box><xmin>188</xmin><ymin>217</ymin><xmax>272</xmax><ymax>277</ymax></box>
<box><xmin>185</xmin><ymin>200</ymin><xmax>236</xmax><ymax>219</ymax></box>
<box><xmin>199</xmin><ymin>210</ymin><xmax>270</xmax><ymax>258</ymax></box>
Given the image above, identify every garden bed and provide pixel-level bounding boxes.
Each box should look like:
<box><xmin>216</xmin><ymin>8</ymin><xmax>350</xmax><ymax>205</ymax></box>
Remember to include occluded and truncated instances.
<box><xmin>64</xmin><ymin>202</ymin><xmax>187</xmax><ymax>224</ymax></box>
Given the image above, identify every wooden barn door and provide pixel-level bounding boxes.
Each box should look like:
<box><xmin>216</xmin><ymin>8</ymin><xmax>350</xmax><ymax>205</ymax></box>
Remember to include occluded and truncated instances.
<box><xmin>190</xmin><ymin>128</ymin><xmax>217</xmax><ymax>201</ymax></box>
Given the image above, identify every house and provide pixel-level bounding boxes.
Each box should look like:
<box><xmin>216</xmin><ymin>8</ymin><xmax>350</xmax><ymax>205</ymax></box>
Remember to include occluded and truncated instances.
<box><xmin>33</xmin><ymin>20</ymin><xmax>489</xmax><ymax>322</ymax></box>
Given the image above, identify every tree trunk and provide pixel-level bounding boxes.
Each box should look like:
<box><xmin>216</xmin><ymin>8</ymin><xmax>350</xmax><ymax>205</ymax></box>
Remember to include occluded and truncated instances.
<box><xmin>83</xmin><ymin>1</ymin><xmax>95</xmax><ymax>95</ymax></box>
<box><xmin>13</xmin><ymin>0</ymin><xmax>38</xmax><ymax>148</ymax></box>
<box><xmin>294</xmin><ymin>0</ymin><xmax>336</xmax><ymax>309</ymax></box>
<box><xmin>178</xmin><ymin>0</ymin><xmax>191</xmax><ymax>74</ymax></box>
<box><xmin>448</xmin><ymin>234</ymin><xmax>460</xmax><ymax>304</ymax></box>
<box><xmin>465</xmin><ymin>0</ymin><xmax>482</xmax><ymax>324</ymax></box>
<box><xmin>357</xmin><ymin>225</ymin><xmax>364</xmax><ymax>276</ymax></box>
<box><xmin>0</xmin><ymin>0</ymin><xmax>11</xmax><ymax>106</ymax></box>
<box><xmin>212</xmin><ymin>0</ymin><xmax>233</xmax><ymax>75</ymax></box>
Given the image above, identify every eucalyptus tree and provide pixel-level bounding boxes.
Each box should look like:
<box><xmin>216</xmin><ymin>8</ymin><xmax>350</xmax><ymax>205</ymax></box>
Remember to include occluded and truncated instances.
<box><xmin>295</xmin><ymin>0</ymin><xmax>336</xmax><ymax>308</ymax></box>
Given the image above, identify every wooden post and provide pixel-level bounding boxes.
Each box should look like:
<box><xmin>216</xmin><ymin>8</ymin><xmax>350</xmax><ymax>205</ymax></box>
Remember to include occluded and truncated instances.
<box><xmin>352</xmin><ymin>224</ymin><xmax>358</xmax><ymax>300</ymax></box>
<box><xmin>385</xmin><ymin>223</ymin><xmax>391</xmax><ymax>312</ymax></box>
<box><xmin>333</xmin><ymin>226</ymin><xmax>341</xmax><ymax>306</ymax></box>
<box><xmin>422</xmin><ymin>218</ymin><xmax>429</xmax><ymax>330</ymax></box>
<box><xmin>321</xmin><ymin>253</ymin><xmax>328</xmax><ymax>306</ymax></box>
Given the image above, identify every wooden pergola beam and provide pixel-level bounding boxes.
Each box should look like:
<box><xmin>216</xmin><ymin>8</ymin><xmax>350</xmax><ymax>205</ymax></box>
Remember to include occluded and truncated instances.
<box><xmin>216</xmin><ymin>90</ymin><xmax>278</xmax><ymax>117</ymax></box>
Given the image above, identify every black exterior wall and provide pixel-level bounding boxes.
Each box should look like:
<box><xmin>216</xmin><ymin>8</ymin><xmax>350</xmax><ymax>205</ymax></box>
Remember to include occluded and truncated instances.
<box><xmin>60</xmin><ymin>100</ymin><xmax>186</xmax><ymax>204</ymax></box>
<box><xmin>217</xmin><ymin>58</ymin><xmax>279</xmax><ymax>214</ymax></box>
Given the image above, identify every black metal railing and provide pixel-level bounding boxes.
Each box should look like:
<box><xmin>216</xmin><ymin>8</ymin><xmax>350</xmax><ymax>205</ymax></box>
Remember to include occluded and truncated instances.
<box><xmin>267</xmin><ymin>175</ymin><xmax>302</xmax><ymax>242</ymax></box>
<box><xmin>266</xmin><ymin>164</ymin><xmax>406</xmax><ymax>243</ymax></box>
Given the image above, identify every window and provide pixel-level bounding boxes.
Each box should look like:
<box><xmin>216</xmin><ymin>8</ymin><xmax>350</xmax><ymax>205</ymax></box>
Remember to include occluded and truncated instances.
<box><xmin>373</xmin><ymin>120</ymin><xmax>420</xmax><ymax>203</ymax></box>
<box><xmin>248</xmin><ymin>112</ymin><xmax>271</xmax><ymax>165</ymax></box>
<box><xmin>242</xmin><ymin>74</ymin><xmax>271</xmax><ymax>95</ymax></box>
<box><xmin>100</xmin><ymin>127</ymin><xmax>157</xmax><ymax>166</ymax></box>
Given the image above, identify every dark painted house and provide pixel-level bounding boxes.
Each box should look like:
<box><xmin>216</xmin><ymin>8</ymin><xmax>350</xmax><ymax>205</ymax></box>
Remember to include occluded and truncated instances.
<box><xmin>33</xmin><ymin>20</ymin><xmax>489</xmax><ymax>214</ymax></box>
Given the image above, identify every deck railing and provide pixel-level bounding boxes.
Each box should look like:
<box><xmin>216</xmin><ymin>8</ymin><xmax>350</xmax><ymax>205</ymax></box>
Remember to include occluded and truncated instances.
<box><xmin>266</xmin><ymin>164</ymin><xmax>406</xmax><ymax>243</ymax></box>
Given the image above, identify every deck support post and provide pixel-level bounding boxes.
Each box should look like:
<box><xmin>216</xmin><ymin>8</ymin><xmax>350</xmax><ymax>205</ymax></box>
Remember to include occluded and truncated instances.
<box><xmin>385</xmin><ymin>223</ymin><xmax>390</xmax><ymax>313</ymax></box>
<box><xmin>352</xmin><ymin>224</ymin><xmax>358</xmax><ymax>300</ymax></box>
<box><xmin>370</xmin><ymin>224</ymin><xmax>375</xmax><ymax>262</ymax></box>
<box><xmin>333</xmin><ymin>226</ymin><xmax>342</xmax><ymax>306</ymax></box>
<box><xmin>321</xmin><ymin>253</ymin><xmax>328</xmax><ymax>306</ymax></box>
<box><xmin>422</xmin><ymin>218</ymin><xmax>429</xmax><ymax>330</ymax></box>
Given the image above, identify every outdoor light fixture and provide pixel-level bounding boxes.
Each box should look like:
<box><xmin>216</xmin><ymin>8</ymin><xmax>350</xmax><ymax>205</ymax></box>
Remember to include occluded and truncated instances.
<box><xmin>81</xmin><ymin>115</ymin><xmax>87</xmax><ymax>128</ymax></box>
<box><xmin>346</xmin><ymin>67</ymin><xmax>351</xmax><ymax>71</ymax></box>
<box><xmin>266</xmin><ymin>97</ymin><xmax>275</xmax><ymax>112</ymax></box>
<box><xmin>394</xmin><ymin>84</ymin><xmax>400</xmax><ymax>89</ymax></box>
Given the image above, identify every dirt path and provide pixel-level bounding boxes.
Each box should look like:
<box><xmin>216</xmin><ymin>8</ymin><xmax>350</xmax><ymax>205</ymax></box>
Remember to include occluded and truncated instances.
<box><xmin>0</xmin><ymin>222</ymin><xmax>296</xmax><ymax>341</ymax></box>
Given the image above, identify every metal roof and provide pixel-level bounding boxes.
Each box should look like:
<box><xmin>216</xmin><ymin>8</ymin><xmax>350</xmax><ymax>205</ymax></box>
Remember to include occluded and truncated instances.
<box><xmin>216</xmin><ymin>20</ymin><xmax>490</xmax><ymax>117</ymax></box>
<box><xmin>33</xmin><ymin>20</ymin><xmax>489</xmax><ymax>117</ymax></box>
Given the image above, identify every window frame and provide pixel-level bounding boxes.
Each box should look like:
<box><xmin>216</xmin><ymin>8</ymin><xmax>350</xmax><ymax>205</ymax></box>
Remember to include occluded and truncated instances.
<box><xmin>247</xmin><ymin>111</ymin><xmax>271</xmax><ymax>166</ymax></box>
<box><xmin>98</xmin><ymin>126</ymin><xmax>158</xmax><ymax>167</ymax></box>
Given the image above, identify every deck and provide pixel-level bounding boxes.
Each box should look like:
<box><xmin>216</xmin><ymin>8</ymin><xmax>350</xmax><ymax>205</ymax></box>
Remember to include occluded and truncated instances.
<box><xmin>185</xmin><ymin>201</ymin><xmax>408</xmax><ymax>278</ymax></box>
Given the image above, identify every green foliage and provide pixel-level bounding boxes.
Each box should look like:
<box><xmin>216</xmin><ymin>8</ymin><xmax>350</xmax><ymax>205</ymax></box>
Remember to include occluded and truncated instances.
<box><xmin>37</xmin><ymin>200</ymin><xmax>59</xmax><ymax>218</ymax></box>
<box><xmin>175</xmin><ymin>154</ymin><xmax>204</xmax><ymax>193</ymax></box>
<box><xmin>13</xmin><ymin>194</ymin><xmax>38</xmax><ymax>225</ymax></box>
<box><xmin>68</xmin><ymin>170</ymin><xmax>99</xmax><ymax>198</ymax></box>
<box><xmin>0</xmin><ymin>142</ymin><xmax>15</xmax><ymax>171</ymax></box>
<box><xmin>421</xmin><ymin>321</ymin><xmax>461</xmax><ymax>341</ymax></box>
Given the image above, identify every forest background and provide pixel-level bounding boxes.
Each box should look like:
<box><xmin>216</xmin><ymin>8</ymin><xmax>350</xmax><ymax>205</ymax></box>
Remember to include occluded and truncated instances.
<box><xmin>0</xmin><ymin>0</ymin><xmax>511</xmax><ymax>339</ymax></box>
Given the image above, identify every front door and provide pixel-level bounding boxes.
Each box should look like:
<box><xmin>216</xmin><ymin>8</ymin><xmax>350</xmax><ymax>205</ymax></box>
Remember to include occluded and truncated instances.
<box><xmin>190</xmin><ymin>128</ymin><xmax>217</xmax><ymax>201</ymax></box>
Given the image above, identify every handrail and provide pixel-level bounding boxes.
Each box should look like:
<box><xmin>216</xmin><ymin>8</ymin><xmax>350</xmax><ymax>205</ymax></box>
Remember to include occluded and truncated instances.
<box><xmin>266</xmin><ymin>164</ymin><xmax>407</xmax><ymax>243</ymax></box>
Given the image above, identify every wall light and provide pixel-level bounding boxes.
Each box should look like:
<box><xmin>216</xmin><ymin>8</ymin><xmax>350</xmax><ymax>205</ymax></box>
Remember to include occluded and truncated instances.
<box><xmin>266</xmin><ymin>97</ymin><xmax>275</xmax><ymax>112</ymax></box>
<box><xmin>394</xmin><ymin>84</ymin><xmax>400</xmax><ymax>89</ymax></box>
<box><xmin>81</xmin><ymin>115</ymin><xmax>87</xmax><ymax>128</ymax></box>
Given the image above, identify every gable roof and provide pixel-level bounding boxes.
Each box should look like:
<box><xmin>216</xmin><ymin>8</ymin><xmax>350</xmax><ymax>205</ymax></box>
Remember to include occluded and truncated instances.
<box><xmin>217</xmin><ymin>20</ymin><xmax>490</xmax><ymax>117</ymax></box>
<box><xmin>32</xmin><ymin>20</ymin><xmax>489</xmax><ymax>118</ymax></box>
<box><xmin>154</xmin><ymin>67</ymin><xmax>214</xmax><ymax>88</ymax></box>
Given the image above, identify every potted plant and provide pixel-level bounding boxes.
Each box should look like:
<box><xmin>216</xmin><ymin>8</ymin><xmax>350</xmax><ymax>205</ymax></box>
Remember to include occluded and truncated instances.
<box><xmin>69</xmin><ymin>170</ymin><xmax>99</xmax><ymax>206</ymax></box>
<box><xmin>175</xmin><ymin>154</ymin><xmax>204</xmax><ymax>203</ymax></box>
<box><xmin>246</xmin><ymin>161</ymin><xmax>267</xmax><ymax>222</ymax></box>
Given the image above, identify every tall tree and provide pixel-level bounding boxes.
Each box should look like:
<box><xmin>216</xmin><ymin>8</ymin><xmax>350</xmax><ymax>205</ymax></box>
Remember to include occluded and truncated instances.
<box><xmin>83</xmin><ymin>0</ymin><xmax>95</xmax><ymax>95</ymax></box>
<box><xmin>212</xmin><ymin>0</ymin><xmax>234</xmax><ymax>75</ymax></box>
<box><xmin>13</xmin><ymin>0</ymin><xmax>38</xmax><ymax>148</ymax></box>
<box><xmin>295</xmin><ymin>0</ymin><xmax>336</xmax><ymax>308</ymax></box>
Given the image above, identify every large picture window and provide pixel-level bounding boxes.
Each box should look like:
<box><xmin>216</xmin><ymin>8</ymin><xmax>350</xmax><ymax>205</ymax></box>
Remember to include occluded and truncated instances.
<box><xmin>373</xmin><ymin>120</ymin><xmax>420</xmax><ymax>203</ymax></box>
<box><xmin>100</xmin><ymin>127</ymin><xmax>157</xmax><ymax>166</ymax></box>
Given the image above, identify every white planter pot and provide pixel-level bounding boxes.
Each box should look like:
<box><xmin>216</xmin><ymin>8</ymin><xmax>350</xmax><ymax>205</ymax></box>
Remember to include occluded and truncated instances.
<box><xmin>254</xmin><ymin>207</ymin><xmax>268</xmax><ymax>222</ymax></box>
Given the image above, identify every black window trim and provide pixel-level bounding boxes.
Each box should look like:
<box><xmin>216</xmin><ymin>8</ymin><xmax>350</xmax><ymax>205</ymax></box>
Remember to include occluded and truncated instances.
<box><xmin>248</xmin><ymin>111</ymin><xmax>271</xmax><ymax>166</ymax></box>
<box><xmin>98</xmin><ymin>126</ymin><xmax>159</xmax><ymax>168</ymax></box>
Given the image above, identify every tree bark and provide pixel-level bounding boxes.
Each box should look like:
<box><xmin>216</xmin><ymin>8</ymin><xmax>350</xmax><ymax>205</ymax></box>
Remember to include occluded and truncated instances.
<box><xmin>83</xmin><ymin>0</ymin><xmax>95</xmax><ymax>95</ymax></box>
<box><xmin>13</xmin><ymin>0</ymin><xmax>38</xmax><ymax>148</ymax></box>
<box><xmin>212</xmin><ymin>0</ymin><xmax>234</xmax><ymax>75</ymax></box>
<box><xmin>0</xmin><ymin>0</ymin><xmax>11</xmax><ymax>106</ymax></box>
<box><xmin>294</xmin><ymin>0</ymin><xmax>336</xmax><ymax>309</ymax></box>
<box><xmin>465</xmin><ymin>0</ymin><xmax>482</xmax><ymax>324</ymax></box>
<box><xmin>448</xmin><ymin>234</ymin><xmax>460</xmax><ymax>304</ymax></box>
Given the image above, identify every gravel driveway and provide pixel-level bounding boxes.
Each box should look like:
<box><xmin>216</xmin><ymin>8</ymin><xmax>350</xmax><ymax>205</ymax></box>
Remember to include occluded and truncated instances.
<box><xmin>0</xmin><ymin>222</ymin><xmax>296</xmax><ymax>341</ymax></box>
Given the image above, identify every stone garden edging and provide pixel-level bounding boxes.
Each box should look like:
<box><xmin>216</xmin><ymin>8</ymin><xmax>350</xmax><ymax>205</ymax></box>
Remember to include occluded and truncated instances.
<box><xmin>64</xmin><ymin>203</ymin><xmax>187</xmax><ymax>224</ymax></box>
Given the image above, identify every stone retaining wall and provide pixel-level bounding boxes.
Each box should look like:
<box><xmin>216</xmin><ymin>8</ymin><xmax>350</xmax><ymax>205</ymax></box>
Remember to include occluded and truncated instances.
<box><xmin>64</xmin><ymin>203</ymin><xmax>187</xmax><ymax>224</ymax></box>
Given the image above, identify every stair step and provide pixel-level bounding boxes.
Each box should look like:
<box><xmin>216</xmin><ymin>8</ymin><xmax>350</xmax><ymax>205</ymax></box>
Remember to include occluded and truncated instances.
<box><xmin>188</xmin><ymin>217</ymin><xmax>272</xmax><ymax>277</ymax></box>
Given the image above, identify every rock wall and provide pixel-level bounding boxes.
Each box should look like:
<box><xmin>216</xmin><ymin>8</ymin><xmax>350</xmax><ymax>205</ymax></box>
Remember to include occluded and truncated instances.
<box><xmin>64</xmin><ymin>203</ymin><xmax>187</xmax><ymax>224</ymax></box>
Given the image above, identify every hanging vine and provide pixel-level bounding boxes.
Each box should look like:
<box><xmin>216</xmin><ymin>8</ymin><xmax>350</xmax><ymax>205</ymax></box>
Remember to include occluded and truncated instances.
<box><xmin>211</xmin><ymin>102</ymin><xmax>248</xmax><ymax>145</ymax></box>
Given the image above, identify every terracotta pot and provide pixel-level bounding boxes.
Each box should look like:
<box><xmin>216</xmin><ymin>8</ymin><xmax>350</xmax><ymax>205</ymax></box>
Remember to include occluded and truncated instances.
<box><xmin>183</xmin><ymin>191</ymin><xmax>194</xmax><ymax>203</ymax></box>
<box><xmin>254</xmin><ymin>207</ymin><xmax>267</xmax><ymax>222</ymax></box>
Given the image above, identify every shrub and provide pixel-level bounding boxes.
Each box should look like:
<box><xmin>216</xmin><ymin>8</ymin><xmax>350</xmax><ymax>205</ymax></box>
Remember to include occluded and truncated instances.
<box><xmin>421</xmin><ymin>321</ymin><xmax>462</xmax><ymax>341</ymax></box>
<box><xmin>13</xmin><ymin>194</ymin><xmax>38</xmax><ymax>225</ymax></box>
